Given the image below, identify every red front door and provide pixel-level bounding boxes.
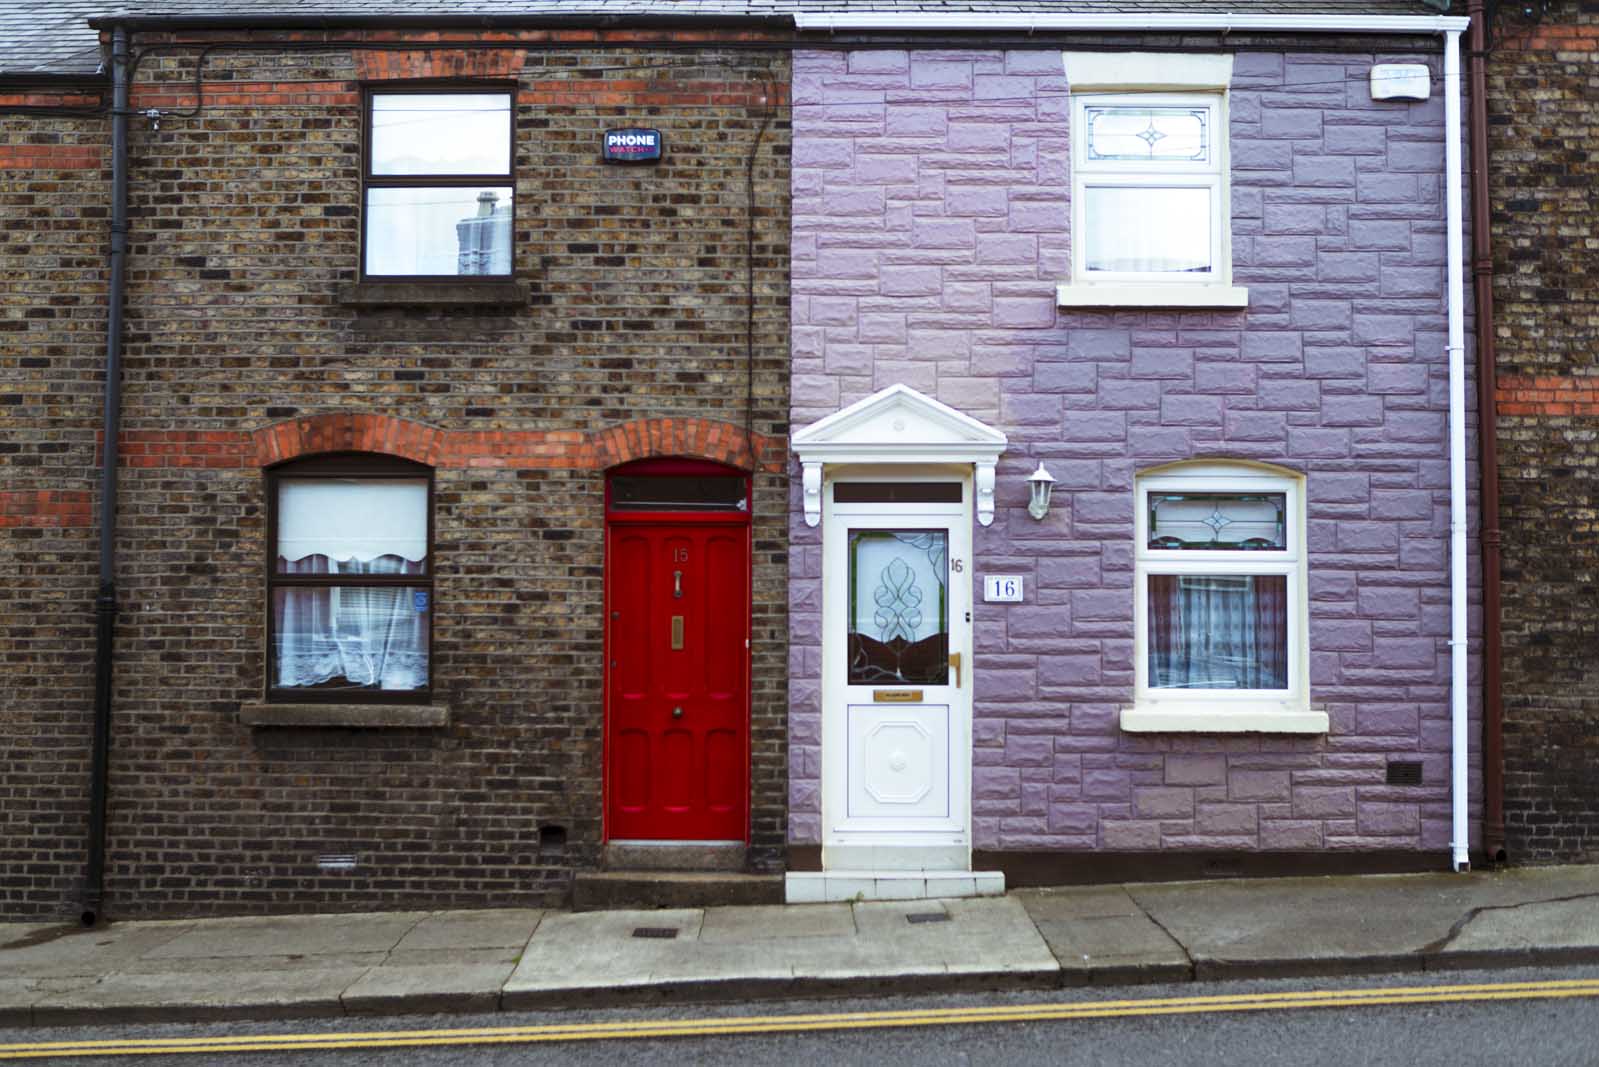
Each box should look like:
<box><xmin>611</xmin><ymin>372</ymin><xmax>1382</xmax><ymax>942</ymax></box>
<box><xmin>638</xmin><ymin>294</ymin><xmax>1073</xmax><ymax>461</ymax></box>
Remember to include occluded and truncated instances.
<box><xmin>604</xmin><ymin>468</ymin><xmax>750</xmax><ymax>841</ymax></box>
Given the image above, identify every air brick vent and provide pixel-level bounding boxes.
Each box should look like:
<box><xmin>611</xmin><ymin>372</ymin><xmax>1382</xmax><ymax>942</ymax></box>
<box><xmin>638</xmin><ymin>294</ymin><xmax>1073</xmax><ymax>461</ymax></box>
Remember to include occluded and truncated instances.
<box><xmin>1386</xmin><ymin>761</ymin><xmax>1424</xmax><ymax>786</ymax></box>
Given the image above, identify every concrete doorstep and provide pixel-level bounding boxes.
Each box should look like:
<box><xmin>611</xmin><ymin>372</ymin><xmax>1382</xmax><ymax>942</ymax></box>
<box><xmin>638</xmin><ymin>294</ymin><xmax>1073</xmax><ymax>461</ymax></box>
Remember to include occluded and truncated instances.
<box><xmin>2</xmin><ymin>866</ymin><xmax>1598</xmax><ymax>1028</ymax></box>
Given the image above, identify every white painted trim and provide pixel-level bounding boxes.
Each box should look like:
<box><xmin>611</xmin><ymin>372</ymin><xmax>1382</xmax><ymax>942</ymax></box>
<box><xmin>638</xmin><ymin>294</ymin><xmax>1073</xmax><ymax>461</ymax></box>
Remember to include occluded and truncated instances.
<box><xmin>1058</xmin><ymin>283</ymin><xmax>1250</xmax><ymax>309</ymax></box>
<box><xmin>1063</xmin><ymin>52</ymin><xmax>1232</xmax><ymax>91</ymax></box>
<box><xmin>802</xmin><ymin>461</ymin><xmax>822</xmax><ymax>527</ymax></box>
<box><xmin>1120</xmin><ymin>704</ymin><xmax>1329</xmax><ymax>734</ymax></box>
<box><xmin>793</xmin><ymin>384</ymin><xmax>1008</xmax><ymax>525</ymax></box>
<box><xmin>794</xmin><ymin>13</ymin><xmax>1469</xmax><ymax>34</ymax></box>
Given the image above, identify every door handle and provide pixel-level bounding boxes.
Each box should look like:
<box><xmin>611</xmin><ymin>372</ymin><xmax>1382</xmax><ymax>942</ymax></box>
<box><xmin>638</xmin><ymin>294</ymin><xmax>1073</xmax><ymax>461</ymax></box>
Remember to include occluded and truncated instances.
<box><xmin>949</xmin><ymin>652</ymin><xmax>962</xmax><ymax>689</ymax></box>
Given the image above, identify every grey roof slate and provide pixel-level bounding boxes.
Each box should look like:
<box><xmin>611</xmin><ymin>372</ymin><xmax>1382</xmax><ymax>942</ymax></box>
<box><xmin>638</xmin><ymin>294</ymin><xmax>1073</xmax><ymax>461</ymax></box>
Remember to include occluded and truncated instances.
<box><xmin>1</xmin><ymin>0</ymin><xmax>1450</xmax><ymax>78</ymax></box>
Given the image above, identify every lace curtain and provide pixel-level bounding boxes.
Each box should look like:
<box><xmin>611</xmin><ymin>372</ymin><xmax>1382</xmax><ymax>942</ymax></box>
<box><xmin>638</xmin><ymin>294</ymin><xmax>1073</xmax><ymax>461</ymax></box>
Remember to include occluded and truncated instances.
<box><xmin>273</xmin><ymin>555</ymin><xmax>428</xmax><ymax>691</ymax></box>
<box><xmin>1148</xmin><ymin>574</ymin><xmax>1287</xmax><ymax>690</ymax></box>
<box><xmin>273</xmin><ymin>477</ymin><xmax>429</xmax><ymax>692</ymax></box>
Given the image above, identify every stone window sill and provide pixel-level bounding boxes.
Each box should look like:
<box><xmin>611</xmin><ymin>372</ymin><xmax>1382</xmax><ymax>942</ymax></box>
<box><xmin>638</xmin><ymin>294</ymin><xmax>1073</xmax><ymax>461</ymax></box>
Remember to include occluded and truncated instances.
<box><xmin>239</xmin><ymin>703</ymin><xmax>450</xmax><ymax>728</ymax></box>
<box><xmin>337</xmin><ymin>281</ymin><xmax>529</xmax><ymax>307</ymax></box>
<box><xmin>1057</xmin><ymin>283</ymin><xmax>1249</xmax><ymax>309</ymax></box>
<box><xmin>1120</xmin><ymin>701</ymin><xmax>1327</xmax><ymax>734</ymax></box>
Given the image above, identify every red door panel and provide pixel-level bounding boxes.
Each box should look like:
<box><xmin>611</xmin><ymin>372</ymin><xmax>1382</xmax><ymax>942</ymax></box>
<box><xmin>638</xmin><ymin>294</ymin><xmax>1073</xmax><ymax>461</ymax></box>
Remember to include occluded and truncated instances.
<box><xmin>606</xmin><ymin>521</ymin><xmax>749</xmax><ymax>841</ymax></box>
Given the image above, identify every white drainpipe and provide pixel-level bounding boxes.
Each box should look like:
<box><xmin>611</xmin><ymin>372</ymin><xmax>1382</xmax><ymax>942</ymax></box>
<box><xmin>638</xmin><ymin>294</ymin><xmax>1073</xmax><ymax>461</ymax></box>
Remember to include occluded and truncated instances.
<box><xmin>1443</xmin><ymin>29</ymin><xmax>1470</xmax><ymax>873</ymax></box>
<box><xmin>794</xmin><ymin>10</ymin><xmax>1475</xmax><ymax>872</ymax></box>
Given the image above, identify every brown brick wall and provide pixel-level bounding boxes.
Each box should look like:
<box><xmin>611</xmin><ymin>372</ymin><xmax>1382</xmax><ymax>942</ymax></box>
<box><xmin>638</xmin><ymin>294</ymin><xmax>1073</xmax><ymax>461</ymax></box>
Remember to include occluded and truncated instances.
<box><xmin>1489</xmin><ymin>1</ymin><xmax>1599</xmax><ymax>863</ymax></box>
<box><xmin>1</xmin><ymin>30</ymin><xmax>791</xmax><ymax>918</ymax></box>
<box><xmin>0</xmin><ymin>102</ymin><xmax>109</xmax><ymax>915</ymax></box>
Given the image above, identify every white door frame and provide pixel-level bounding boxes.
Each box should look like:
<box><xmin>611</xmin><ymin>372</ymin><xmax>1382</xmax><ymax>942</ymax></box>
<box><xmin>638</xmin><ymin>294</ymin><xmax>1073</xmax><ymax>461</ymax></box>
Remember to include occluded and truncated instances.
<box><xmin>822</xmin><ymin>467</ymin><xmax>973</xmax><ymax>872</ymax></box>
<box><xmin>791</xmin><ymin>384</ymin><xmax>1007</xmax><ymax>886</ymax></box>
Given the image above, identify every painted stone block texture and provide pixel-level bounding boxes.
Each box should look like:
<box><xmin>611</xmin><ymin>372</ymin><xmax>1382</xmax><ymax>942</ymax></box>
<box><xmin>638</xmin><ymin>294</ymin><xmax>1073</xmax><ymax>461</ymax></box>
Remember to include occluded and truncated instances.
<box><xmin>790</xmin><ymin>47</ymin><xmax>1480</xmax><ymax>856</ymax></box>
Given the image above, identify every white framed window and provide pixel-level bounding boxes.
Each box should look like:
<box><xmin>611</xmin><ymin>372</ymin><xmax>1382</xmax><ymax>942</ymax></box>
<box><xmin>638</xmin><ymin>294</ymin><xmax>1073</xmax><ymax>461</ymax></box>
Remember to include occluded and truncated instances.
<box><xmin>1124</xmin><ymin>462</ymin><xmax>1325</xmax><ymax>734</ymax></box>
<box><xmin>1058</xmin><ymin>53</ymin><xmax>1247</xmax><ymax>309</ymax></box>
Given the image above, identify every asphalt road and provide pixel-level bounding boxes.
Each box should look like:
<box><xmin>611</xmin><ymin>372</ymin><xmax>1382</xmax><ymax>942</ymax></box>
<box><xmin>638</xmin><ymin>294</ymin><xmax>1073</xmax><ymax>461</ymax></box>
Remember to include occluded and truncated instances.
<box><xmin>7</xmin><ymin>965</ymin><xmax>1599</xmax><ymax>1066</ymax></box>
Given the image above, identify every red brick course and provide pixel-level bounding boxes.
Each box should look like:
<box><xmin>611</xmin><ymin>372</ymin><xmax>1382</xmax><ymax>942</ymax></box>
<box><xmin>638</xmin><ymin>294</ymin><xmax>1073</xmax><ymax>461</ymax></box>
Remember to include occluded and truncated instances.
<box><xmin>1496</xmin><ymin>374</ymin><xmax>1599</xmax><ymax>417</ymax></box>
<box><xmin>0</xmin><ymin>490</ymin><xmax>92</xmax><ymax>529</ymax></box>
<box><xmin>0</xmin><ymin>145</ymin><xmax>102</xmax><ymax>170</ymax></box>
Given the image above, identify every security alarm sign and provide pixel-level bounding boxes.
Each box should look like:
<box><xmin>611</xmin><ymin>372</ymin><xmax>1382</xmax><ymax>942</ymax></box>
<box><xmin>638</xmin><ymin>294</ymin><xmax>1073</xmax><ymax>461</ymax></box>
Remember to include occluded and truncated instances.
<box><xmin>602</xmin><ymin>128</ymin><xmax>663</xmax><ymax>163</ymax></box>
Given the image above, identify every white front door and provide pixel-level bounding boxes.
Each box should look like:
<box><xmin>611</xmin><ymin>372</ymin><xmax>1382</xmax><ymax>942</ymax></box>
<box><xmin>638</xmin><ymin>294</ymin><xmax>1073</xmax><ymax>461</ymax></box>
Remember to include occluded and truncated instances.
<box><xmin>821</xmin><ymin>474</ymin><xmax>972</xmax><ymax>871</ymax></box>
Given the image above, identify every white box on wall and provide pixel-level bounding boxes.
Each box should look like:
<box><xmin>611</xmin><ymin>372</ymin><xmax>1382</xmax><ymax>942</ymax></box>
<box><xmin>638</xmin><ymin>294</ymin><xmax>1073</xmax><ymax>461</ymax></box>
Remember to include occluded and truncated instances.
<box><xmin>1371</xmin><ymin>63</ymin><xmax>1431</xmax><ymax>102</ymax></box>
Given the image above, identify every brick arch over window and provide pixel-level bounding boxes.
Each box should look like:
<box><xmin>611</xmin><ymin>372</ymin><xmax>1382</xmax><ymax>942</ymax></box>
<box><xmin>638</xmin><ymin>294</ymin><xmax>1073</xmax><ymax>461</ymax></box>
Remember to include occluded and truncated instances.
<box><xmin>250</xmin><ymin>413</ymin><xmax>781</xmax><ymax>472</ymax></box>
<box><xmin>590</xmin><ymin>417</ymin><xmax>778</xmax><ymax>472</ymax></box>
<box><xmin>252</xmin><ymin>413</ymin><xmax>445</xmax><ymax>468</ymax></box>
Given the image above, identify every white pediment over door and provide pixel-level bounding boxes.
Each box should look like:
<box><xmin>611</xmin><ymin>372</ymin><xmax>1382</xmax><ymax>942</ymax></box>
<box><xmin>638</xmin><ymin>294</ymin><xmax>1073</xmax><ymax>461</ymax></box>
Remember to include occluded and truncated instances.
<box><xmin>792</xmin><ymin>383</ymin><xmax>1008</xmax><ymax>527</ymax></box>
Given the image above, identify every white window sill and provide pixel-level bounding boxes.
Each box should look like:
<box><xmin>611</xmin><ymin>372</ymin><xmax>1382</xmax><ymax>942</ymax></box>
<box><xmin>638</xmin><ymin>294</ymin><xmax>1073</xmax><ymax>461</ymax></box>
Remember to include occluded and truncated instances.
<box><xmin>1120</xmin><ymin>702</ymin><xmax>1328</xmax><ymax>734</ymax></box>
<box><xmin>1057</xmin><ymin>283</ymin><xmax>1249</xmax><ymax>309</ymax></box>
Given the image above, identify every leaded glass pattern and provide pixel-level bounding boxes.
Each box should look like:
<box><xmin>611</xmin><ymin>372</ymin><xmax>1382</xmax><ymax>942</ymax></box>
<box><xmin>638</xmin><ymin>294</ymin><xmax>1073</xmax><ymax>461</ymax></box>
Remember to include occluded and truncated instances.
<box><xmin>1147</xmin><ymin>492</ymin><xmax>1286</xmax><ymax>551</ymax></box>
<box><xmin>847</xmin><ymin>529</ymin><xmax>948</xmax><ymax>685</ymax></box>
<box><xmin>1085</xmin><ymin>106</ymin><xmax>1209</xmax><ymax>163</ymax></box>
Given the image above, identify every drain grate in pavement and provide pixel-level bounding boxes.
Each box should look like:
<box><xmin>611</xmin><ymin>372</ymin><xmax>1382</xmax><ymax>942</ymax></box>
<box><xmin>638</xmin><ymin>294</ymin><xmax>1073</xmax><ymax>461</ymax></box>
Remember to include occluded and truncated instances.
<box><xmin>905</xmin><ymin>912</ymin><xmax>950</xmax><ymax>925</ymax></box>
<box><xmin>632</xmin><ymin>926</ymin><xmax>680</xmax><ymax>939</ymax></box>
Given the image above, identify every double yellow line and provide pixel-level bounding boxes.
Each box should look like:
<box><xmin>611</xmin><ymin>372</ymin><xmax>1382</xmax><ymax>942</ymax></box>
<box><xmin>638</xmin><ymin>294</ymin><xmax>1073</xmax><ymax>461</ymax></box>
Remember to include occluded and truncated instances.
<box><xmin>5</xmin><ymin>977</ymin><xmax>1599</xmax><ymax>1059</ymax></box>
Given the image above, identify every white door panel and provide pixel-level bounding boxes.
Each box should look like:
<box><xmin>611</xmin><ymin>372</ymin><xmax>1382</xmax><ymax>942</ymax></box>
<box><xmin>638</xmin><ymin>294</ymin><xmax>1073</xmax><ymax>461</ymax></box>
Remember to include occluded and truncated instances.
<box><xmin>821</xmin><ymin>475</ymin><xmax>972</xmax><ymax>866</ymax></box>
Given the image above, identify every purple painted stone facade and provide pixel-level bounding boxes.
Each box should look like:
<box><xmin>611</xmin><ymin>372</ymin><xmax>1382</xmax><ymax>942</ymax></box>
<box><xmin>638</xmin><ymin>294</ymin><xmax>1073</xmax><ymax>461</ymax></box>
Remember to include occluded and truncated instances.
<box><xmin>788</xmin><ymin>47</ymin><xmax>1481</xmax><ymax>855</ymax></box>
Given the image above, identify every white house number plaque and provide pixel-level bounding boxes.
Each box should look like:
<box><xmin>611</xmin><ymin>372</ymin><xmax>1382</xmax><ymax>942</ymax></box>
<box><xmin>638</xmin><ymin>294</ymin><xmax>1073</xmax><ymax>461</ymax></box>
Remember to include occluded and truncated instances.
<box><xmin>983</xmin><ymin>575</ymin><xmax>1024</xmax><ymax>603</ymax></box>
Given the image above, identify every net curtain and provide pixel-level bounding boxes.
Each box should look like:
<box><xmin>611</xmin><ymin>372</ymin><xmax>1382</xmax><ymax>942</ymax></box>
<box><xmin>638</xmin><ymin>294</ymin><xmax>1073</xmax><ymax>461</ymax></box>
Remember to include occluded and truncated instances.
<box><xmin>1148</xmin><ymin>574</ymin><xmax>1288</xmax><ymax>691</ymax></box>
<box><xmin>273</xmin><ymin>479</ymin><xmax>429</xmax><ymax>691</ymax></box>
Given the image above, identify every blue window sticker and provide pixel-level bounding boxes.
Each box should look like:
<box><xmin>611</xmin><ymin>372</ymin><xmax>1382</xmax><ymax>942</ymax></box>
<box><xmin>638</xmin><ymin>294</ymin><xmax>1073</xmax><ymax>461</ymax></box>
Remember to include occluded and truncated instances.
<box><xmin>413</xmin><ymin>590</ymin><xmax>430</xmax><ymax>613</ymax></box>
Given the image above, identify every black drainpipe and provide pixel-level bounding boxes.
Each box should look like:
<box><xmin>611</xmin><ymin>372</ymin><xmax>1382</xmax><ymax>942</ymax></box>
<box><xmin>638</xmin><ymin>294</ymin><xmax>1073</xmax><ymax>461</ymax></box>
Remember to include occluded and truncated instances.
<box><xmin>84</xmin><ymin>23</ymin><xmax>130</xmax><ymax>928</ymax></box>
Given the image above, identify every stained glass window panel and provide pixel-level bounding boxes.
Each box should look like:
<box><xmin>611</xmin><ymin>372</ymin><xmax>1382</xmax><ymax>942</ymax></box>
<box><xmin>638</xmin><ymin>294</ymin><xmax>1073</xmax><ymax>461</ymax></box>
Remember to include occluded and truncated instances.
<box><xmin>847</xmin><ymin>529</ymin><xmax>948</xmax><ymax>686</ymax></box>
<box><xmin>1147</xmin><ymin>492</ymin><xmax>1287</xmax><ymax>551</ymax></box>
<box><xmin>1085</xmin><ymin>106</ymin><xmax>1208</xmax><ymax>163</ymax></box>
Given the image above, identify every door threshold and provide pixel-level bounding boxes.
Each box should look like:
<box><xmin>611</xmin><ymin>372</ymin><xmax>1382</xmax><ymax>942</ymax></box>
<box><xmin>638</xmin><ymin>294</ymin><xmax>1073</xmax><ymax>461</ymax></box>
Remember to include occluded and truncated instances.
<box><xmin>785</xmin><ymin>869</ymin><xmax>1005</xmax><ymax>904</ymax></box>
<box><xmin>604</xmin><ymin>841</ymin><xmax>746</xmax><ymax>872</ymax></box>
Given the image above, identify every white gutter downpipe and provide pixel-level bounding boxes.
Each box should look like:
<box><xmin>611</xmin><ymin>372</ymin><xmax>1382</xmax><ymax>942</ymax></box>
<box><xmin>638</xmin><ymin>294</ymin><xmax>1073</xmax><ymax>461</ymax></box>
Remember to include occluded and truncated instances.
<box><xmin>795</xmin><ymin>10</ymin><xmax>1475</xmax><ymax>874</ymax></box>
<box><xmin>1443</xmin><ymin>30</ymin><xmax>1471</xmax><ymax>874</ymax></box>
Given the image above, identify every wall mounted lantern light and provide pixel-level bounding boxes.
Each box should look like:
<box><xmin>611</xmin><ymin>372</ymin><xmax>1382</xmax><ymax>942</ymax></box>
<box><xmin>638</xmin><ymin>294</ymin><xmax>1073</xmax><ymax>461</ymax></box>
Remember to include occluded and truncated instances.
<box><xmin>1026</xmin><ymin>462</ymin><xmax>1055</xmax><ymax>521</ymax></box>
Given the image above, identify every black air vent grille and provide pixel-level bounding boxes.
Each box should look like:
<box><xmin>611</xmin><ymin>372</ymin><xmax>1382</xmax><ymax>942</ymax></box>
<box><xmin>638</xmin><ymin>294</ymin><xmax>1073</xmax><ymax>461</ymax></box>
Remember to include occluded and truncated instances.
<box><xmin>1387</xmin><ymin>761</ymin><xmax>1424</xmax><ymax>786</ymax></box>
<box><xmin>632</xmin><ymin>927</ymin><xmax>680</xmax><ymax>940</ymax></box>
<box><xmin>906</xmin><ymin>912</ymin><xmax>951</xmax><ymax>925</ymax></box>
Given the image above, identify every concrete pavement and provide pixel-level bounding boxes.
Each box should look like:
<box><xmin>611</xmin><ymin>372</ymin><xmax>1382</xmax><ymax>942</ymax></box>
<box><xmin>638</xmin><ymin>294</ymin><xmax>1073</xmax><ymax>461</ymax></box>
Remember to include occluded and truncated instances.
<box><xmin>4</xmin><ymin>865</ymin><xmax>1599</xmax><ymax>1027</ymax></box>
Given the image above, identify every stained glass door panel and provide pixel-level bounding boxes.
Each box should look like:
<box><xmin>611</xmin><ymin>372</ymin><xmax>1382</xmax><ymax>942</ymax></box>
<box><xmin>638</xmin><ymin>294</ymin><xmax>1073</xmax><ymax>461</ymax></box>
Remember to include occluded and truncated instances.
<box><xmin>846</xmin><ymin>529</ymin><xmax>948</xmax><ymax>686</ymax></box>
